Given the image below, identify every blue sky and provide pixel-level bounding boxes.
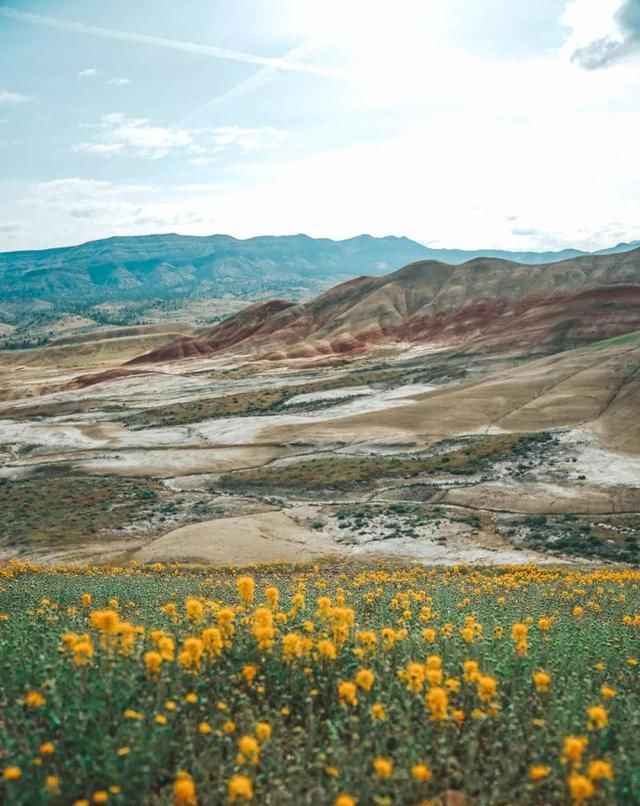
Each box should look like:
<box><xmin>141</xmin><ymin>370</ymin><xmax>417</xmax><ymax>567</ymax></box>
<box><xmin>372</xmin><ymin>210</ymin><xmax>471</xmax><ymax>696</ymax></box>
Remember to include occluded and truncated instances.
<box><xmin>0</xmin><ymin>0</ymin><xmax>639</xmax><ymax>252</ymax></box>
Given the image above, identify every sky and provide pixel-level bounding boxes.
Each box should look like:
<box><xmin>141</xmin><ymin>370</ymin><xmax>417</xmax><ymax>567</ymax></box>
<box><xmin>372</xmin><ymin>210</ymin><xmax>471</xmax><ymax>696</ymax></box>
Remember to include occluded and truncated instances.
<box><xmin>0</xmin><ymin>0</ymin><xmax>639</xmax><ymax>253</ymax></box>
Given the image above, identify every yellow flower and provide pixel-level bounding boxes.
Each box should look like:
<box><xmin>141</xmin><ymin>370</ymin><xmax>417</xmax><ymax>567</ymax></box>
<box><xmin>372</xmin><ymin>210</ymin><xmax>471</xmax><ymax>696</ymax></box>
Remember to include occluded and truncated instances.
<box><xmin>426</xmin><ymin>686</ymin><xmax>448</xmax><ymax>721</ymax></box>
<box><xmin>252</xmin><ymin>607</ymin><xmax>275</xmax><ymax>651</ymax></box>
<box><xmin>153</xmin><ymin>635</ymin><xmax>174</xmax><ymax>662</ymax></box>
<box><xmin>530</xmin><ymin>765</ymin><xmax>550</xmax><ymax>780</ymax></box>
<box><xmin>237</xmin><ymin>735</ymin><xmax>260</xmax><ymax>764</ymax></box>
<box><xmin>155</xmin><ymin>714</ymin><xmax>168</xmax><ymax>725</ymax></box>
<box><xmin>90</xmin><ymin>609</ymin><xmax>120</xmax><ymax>633</ymax></box>
<box><xmin>265</xmin><ymin>585</ymin><xmax>279</xmax><ymax>609</ymax></box>
<box><xmin>317</xmin><ymin>639</ymin><xmax>337</xmax><ymax>660</ymax></box>
<box><xmin>185</xmin><ymin>693</ymin><xmax>198</xmax><ymax>704</ymax></box>
<box><xmin>25</xmin><ymin>690</ymin><xmax>46</xmax><ymax>708</ymax></box>
<box><xmin>185</xmin><ymin>597</ymin><xmax>204</xmax><ymax>624</ymax></box>
<box><xmin>477</xmin><ymin>675</ymin><xmax>497</xmax><ymax>703</ymax></box>
<box><xmin>573</xmin><ymin>606</ymin><xmax>584</xmax><ymax>619</ymax></box>
<box><xmin>338</xmin><ymin>680</ymin><xmax>358</xmax><ymax>706</ymax></box>
<box><xmin>92</xmin><ymin>792</ymin><xmax>109</xmax><ymax>804</ymax></box>
<box><xmin>174</xmin><ymin>771</ymin><xmax>198</xmax><ymax>805</ymax></box>
<box><xmin>198</xmin><ymin>722</ymin><xmax>212</xmax><ymax>735</ymax></box>
<box><xmin>354</xmin><ymin>668</ymin><xmax>374</xmax><ymax>692</ymax></box>
<box><xmin>242</xmin><ymin>664</ymin><xmax>258</xmax><ymax>684</ymax></box>
<box><xmin>568</xmin><ymin>773</ymin><xmax>594</xmax><ymax>803</ymax></box>
<box><xmin>237</xmin><ymin>576</ymin><xmax>255</xmax><ymax>605</ymax></box>
<box><xmin>223</xmin><ymin>720</ymin><xmax>236</xmax><ymax>734</ymax></box>
<box><xmin>562</xmin><ymin>736</ymin><xmax>588</xmax><ymax>766</ymax></box>
<box><xmin>600</xmin><ymin>685</ymin><xmax>616</xmax><ymax>700</ymax></box>
<box><xmin>144</xmin><ymin>650</ymin><xmax>162</xmax><ymax>678</ymax></box>
<box><xmin>45</xmin><ymin>775</ymin><xmax>60</xmax><ymax>795</ymax></box>
<box><xmin>411</xmin><ymin>763</ymin><xmax>432</xmax><ymax>782</ymax></box>
<box><xmin>511</xmin><ymin>623</ymin><xmax>528</xmax><ymax>640</ymax></box>
<box><xmin>587</xmin><ymin>760</ymin><xmax>613</xmax><ymax>781</ymax></box>
<box><xmin>403</xmin><ymin>662</ymin><xmax>425</xmax><ymax>693</ymax></box>
<box><xmin>116</xmin><ymin>746</ymin><xmax>130</xmax><ymax>756</ymax></box>
<box><xmin>426</xmin><ymin>655</ymin><xmax>442</xmax><ymax>670</ymax></box>
<box><xmin>40</xmin><ymin>741</ymin><xmax>55</xmax><ymax>755</ymax></box>
<box><xmin>587</xmin><ymin>705</ymin><xmax>608</xmax><ymax>730</ymax></box>
<box><xmin>123</xmin><ymin>709</ymin><xmax>143</xmax><ymax>720</ymax></box>
<box><xmin>371</xmin><ymin>703</ymin><xmax>386</xmax><ymax>721</ymax></box>
<box><xmin>335</xmin><ymin>796</ymin><xmax>356</xmax><ymax>806</ymax></box>
<box><xmin>178</xmin><ymin>637</ymin><xmax>204</xmax><ymax>671</ymax></box>
<box><xmin>373</xmin><ymin>757</ymin><xmax>393</xmax><ymax>779</ymax></box>
<box><xmin>228</xmin><ymin>773</ymin><xmax>253</xmax><ymax>801</ymax></box>
<box><xmin>3</xmin><ymin>766</ymin><xmax>21</xmax><ymax>781</ymax></box>
<box><xmin>255</xmin><ymin>722</ymin><xmax>271</xmax><ymax>741</ymax></box>
<box><xmin>533</xmin><ymin>670</ymin><xmax>551</xmax><ymax>693</ymax></box>
<box><xmin>165</xmin><ymin>700</ymin><xmax>177</xmax><ymax>712</ymax></box>
<box><xmin>325</xmin><ymin>766</ymin><xmax>339</xmax><ymax>777</ymax></box>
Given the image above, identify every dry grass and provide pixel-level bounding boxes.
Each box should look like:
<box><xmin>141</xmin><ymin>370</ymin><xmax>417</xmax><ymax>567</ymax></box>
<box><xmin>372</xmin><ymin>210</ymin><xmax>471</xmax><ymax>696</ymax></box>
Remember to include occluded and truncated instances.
<box><xmin>220</xmin><ymin>434</ymin><xmax>552</xmax><ymax>492</ymax></box>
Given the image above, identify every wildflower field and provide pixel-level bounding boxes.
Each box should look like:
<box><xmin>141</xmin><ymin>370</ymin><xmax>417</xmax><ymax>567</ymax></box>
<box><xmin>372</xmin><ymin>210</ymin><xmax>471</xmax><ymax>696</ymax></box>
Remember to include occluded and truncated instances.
<box><xmin>1</xmin><ymin>561</ymin><xmax>639</xmax><ymax>805</ymax></box>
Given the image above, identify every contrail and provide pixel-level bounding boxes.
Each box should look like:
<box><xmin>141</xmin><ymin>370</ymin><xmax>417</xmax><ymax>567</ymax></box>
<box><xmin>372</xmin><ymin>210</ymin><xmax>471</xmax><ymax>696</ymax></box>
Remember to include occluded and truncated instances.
<box><xmin>0</xmin><ymin>5</ymin><xmax>341</xmax><ymax>78</ymax></box>
<box><xmin>179</xmin><ymin>37</ymin><xmax>329</xmax><ymax>124</ymax></box>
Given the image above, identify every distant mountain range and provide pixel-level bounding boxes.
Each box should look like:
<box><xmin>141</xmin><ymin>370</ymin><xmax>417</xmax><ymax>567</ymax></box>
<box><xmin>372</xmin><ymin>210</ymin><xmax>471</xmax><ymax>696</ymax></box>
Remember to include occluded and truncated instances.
<box><xmin>1</xmin><ymin>233</ymin><xmax>639</xmax><ymax>304</ymax></box>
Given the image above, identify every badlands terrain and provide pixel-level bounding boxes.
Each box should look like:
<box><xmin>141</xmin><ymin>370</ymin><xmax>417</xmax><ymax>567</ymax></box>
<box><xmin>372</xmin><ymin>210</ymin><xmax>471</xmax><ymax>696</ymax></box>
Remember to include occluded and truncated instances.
<box><xmin>1</xmin><ymin>245</ymin><xmax>640</xmax><ymax>566</ymax></box>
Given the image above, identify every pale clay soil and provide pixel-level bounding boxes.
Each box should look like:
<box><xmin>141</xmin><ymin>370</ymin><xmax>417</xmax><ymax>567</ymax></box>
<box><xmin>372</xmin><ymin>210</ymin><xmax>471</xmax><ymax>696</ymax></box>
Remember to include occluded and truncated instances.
<box><xmin>133</xmin><ymin>506</ymin><xmax>558</xmax><ymax>567</ymax></box>
<box><xmin>1</xmin><ymin>346</ymin><xmax>639</xmax><ymax>565</ymax></box>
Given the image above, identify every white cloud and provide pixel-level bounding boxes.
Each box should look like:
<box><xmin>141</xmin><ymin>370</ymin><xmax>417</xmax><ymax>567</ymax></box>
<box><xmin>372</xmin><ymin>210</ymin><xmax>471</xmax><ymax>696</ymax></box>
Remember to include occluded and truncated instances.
<box><xmin>77</xmin><ymin>67</ymin><xmax>97</xmax><ymax>78</ymax></box>
<box><xmin>101</xmin><ymin>113</ymin><xmax>192</xmax><ymax>159</ymax></box>
<box><xmin>0</xmin><ymin>221</ymin><xmax>24</xmax><ymax>234</ymax></box>
<box><xmin>72</xmin><ymin>142</ymin><xmax>124</xmax><ymax>156</ymax></box>
<box><xmin>73</xmin><ymin>113</ymin><xmax>286</xmax><ymax>162</ymax></box>
<box><xmin>105</xmin><ymin>78</ymin><xmax>130</xmax><ymax>86</ymax></box>
<box><xmin>0</xmin><ymin>177</ymin><xmax>213</xmax><ymax>249</ymax></box>
<box><xmin>0</xmin><ymin>89</ymin><xmax>31</xmax><ymax>104</ymax></box>
<box><xmin>563</xmin><ymin>0</ymin><xmax>640</xmax><ymax>69</ymax></box>
<box><xmin>33</xmin><ymin>178</ymin><xmax>157</xmax><ymax>198</ymax></box>
<box><xmin>210</xmin><ymin>126</ymin><xmax>286</xmax><ymax>153</ymax></box>
<box><xmin>177</xmin><ymin>183</ymin><xmax>226</xmax><ymax>192</ymax></box>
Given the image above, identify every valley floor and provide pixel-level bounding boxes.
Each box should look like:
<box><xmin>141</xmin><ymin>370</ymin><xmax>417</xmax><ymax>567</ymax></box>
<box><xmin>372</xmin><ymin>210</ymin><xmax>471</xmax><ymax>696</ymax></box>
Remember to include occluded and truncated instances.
<box><xmin>1</xmin><ymin>333</ymin><xmax>639</xmax><ymax>567</ymax></box>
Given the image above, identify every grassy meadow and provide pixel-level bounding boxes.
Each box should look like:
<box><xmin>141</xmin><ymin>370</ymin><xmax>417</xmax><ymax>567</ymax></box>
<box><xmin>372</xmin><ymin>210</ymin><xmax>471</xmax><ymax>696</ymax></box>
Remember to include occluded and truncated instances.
<box><xmin>1</xmin><ymin>561</ymin><xmax>639</xmax><ymax>805</ymax></box>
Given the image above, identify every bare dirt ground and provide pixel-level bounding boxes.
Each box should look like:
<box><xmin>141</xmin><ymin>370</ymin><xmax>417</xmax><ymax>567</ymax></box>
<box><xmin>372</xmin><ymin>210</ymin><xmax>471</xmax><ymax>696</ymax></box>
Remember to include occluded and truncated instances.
<box><xmin>133</xmin><ymin>509</ymin><xmax>336</xmax><ymax>564</ymax></box>
<box><xmin>1</xmin><ymin>338</ymin><xmax>639</xmax><ymax>565</ymax></box>
<box><xmin>133</xmin><ymin>506</ymin><xmax>554</xmax><ymax>566</ymax></box>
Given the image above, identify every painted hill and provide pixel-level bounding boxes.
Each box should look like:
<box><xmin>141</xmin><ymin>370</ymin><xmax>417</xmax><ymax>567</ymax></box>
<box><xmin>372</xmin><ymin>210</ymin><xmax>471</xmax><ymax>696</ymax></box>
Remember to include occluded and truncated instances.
<box><xmin>261</xmin><ymin>332</ymin><xmax>640</xmax><ymax>458</ymax></box>
<box><xmin>129</xmin><ymin>247</ymin><xmax>640</xmax><ymax>364</ymax></box>
<box><xmin>2</xmin><ymin>232</ymin><xmax>638</xmax><ymax>305</ymax></box>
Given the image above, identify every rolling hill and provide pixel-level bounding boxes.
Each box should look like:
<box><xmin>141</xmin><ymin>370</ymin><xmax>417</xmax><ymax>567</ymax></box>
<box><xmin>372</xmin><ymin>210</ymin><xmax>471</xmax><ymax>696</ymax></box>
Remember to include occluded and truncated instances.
<box><xmin>129</xmin><ymin>246</ymin><xmax>640</xmax><ymax>364</ymax></box>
